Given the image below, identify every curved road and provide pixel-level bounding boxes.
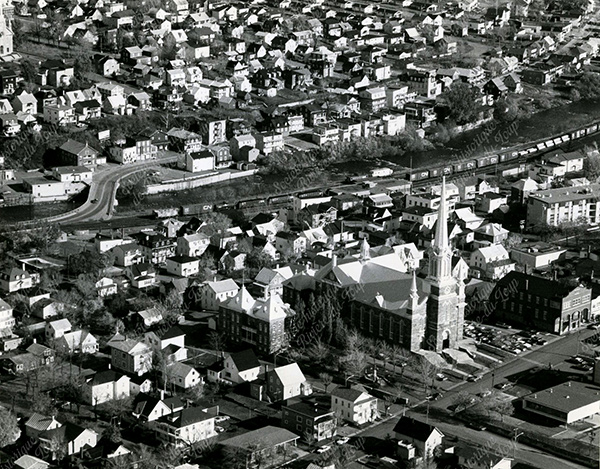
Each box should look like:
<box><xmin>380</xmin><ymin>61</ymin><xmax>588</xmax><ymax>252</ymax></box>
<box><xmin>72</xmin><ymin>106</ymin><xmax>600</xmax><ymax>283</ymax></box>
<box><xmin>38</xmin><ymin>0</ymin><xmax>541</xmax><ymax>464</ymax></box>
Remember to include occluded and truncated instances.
<box><xmin>44</xmin><ymin>153</ymin><xmax>178</xmax><ymax>226</ymax></box>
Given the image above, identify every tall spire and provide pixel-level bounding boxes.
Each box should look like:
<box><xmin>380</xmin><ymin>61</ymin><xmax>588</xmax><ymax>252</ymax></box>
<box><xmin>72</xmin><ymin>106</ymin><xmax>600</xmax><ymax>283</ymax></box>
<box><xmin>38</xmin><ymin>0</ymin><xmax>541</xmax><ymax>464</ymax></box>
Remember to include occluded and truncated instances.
<box><xmin>360</xmin><ymin>237</ymin><xmax>370</xmax><ymax>261</ymax></box>
<box><xmin>428</xmin><ymin>176</ymin><xmax>452</xmax><ymax>281</ymax></box>
<box><xmin>410</xmin><ymin>270</ymin><xmax>418</xmax><ymax>301</ymax></box>
<box><xmin>433</xmin><ymin>176</ymin><xmax>449</xmax><ymax>252</ymax></box>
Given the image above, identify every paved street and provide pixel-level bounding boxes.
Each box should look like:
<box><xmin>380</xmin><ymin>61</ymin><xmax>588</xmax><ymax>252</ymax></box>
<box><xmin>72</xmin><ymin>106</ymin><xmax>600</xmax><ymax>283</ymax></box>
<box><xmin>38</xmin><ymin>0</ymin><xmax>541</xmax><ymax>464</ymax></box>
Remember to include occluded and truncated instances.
<box><xmin>347</xmin><ymin>329</ymin><xmax>598</xmax><ymax>469</ymax></box>
<box><xmin>355</xmin><ymin>410</ymin><xmax>588</xmax><ymax>469</ymax></box>
<box><xmin>46</xmin><ymin>153</ymin><xmax>178</xmax><ymax>225</ymax></box>
<box><xmin>432</xmin><ymin>328</ymin><xmax>596</xmax><ymax>411</ymax></box>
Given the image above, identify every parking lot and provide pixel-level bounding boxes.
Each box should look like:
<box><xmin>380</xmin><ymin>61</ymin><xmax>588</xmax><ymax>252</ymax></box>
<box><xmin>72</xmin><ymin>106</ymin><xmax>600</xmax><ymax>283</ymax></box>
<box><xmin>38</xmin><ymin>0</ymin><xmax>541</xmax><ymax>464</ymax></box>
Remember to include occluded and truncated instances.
<box><xmin>464</xmin><ymin>321</ymin><xmax>551</xmax><ymax>356</ymax></box>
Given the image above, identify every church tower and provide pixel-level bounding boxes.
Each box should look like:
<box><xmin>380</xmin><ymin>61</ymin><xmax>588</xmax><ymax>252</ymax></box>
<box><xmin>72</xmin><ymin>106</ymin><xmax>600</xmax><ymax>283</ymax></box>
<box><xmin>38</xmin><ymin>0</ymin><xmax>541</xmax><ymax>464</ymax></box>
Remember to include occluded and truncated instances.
<box><xmin>423</xmin><ymin>177</ymin><xmax>464</xmax><ymax>351</ymax></box>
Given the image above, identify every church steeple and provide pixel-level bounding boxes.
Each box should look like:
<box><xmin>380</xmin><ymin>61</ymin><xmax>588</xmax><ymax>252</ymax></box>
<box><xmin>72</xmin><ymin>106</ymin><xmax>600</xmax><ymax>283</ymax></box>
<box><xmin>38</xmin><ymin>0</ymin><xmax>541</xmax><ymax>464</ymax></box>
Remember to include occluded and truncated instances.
<box><xmin>360</xmin><ymin>237</ymin><xmax>370</xmax><ymax>261</ymax></box>
<box><xmin>428</xmin><ymin>176</ymin><xmax>452</xmax><ymax>281</ymax></box>
<box><xmin>410</xmin><ymin>269</ymin><xmax>418</xmax><ymax>304</ymax></box>
<box><xmin>433</xmin><ymin>176</ymin><xmax>449</xmax><ymax>252</ymax></box>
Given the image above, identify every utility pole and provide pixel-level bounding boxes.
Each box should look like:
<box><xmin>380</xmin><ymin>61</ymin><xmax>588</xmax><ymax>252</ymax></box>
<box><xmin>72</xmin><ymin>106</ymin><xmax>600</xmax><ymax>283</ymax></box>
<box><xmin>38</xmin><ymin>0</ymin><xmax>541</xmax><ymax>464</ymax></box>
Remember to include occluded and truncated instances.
<box><xmin>513</xmin><ymin>428</ymin><xmax>523</xmax><ymax>460</ymax></box>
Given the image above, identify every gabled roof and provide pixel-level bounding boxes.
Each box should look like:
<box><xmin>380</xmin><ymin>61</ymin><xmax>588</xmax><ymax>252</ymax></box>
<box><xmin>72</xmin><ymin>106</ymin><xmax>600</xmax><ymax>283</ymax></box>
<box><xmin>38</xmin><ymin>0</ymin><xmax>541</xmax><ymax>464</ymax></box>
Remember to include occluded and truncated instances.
<box><xmin>207</xmin><ymin>278</ymin><xmax>239</xmax><ymax>294</ymax></box>
<box><xmin>14</xmin><ymin>454</ymin><xmax>49</xmax><ymax>469</ymax></box>
<box><xmin>163</xmin><ymin>406</ymin><xmax>214</xmax><ymax>428</ymax></box>
<box><xmin>331</xmin><ymin>386</ymin><xmax>373</xmax><ymax>403</ymax></box>
<box><xmin>225</xmin><ymin>285</ymin><xmax>256</xmax><ymax>312</ymax></box>
<box><xmin>271</xmin><ymin>363</ymin><xmax>305</xmax><ymax>387</ymax></box>
<box><xmin>229</xmin><ymin>349</ymin><xmax>260</xmax><ymax>372</ymax></box>
<box><xmin>87</xmin><ymin>370</ymin><xmax>127</xmax><ymax>386</ymax></box>
<box><xmin>25</xmin><ymin>413</ymin><xmax>61</xmax><ymax>432</ymax></box>
<box><xmin>393</xmin><ymin>416</ymin><xmax>442</xmax><ymax>441</ymax></box>
<box><xmin>39</xmin><ymin>422</ymin><xmax>94</xmax><ymax>444</ymax></box>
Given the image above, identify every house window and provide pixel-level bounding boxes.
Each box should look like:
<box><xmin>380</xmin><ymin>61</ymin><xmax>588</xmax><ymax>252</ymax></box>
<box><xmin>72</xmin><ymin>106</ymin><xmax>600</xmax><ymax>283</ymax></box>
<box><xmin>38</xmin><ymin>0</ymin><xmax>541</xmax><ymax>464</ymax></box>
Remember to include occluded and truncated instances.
<box><xmin>296</xmin><ymin>416</ymin><xmax>302</xmax><ymax>422</ymax></box>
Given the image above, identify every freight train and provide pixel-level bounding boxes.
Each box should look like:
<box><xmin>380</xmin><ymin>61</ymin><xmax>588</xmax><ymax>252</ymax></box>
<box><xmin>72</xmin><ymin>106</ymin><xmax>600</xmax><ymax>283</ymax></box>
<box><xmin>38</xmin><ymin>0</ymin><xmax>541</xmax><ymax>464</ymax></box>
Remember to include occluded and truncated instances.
<box><xmin>407</xmin><ymin>123</ymin><xmax>599</xmax><ymax>182</ymax></box>
<box><xmin>153</xmin><ymin>194</ymin><xmax>295</xmax><ymax>218</ymax></box>
<box><xmin>154</xmin><ymin>123</ymin><xmax>600</xmax><ymax>218</ymax></box>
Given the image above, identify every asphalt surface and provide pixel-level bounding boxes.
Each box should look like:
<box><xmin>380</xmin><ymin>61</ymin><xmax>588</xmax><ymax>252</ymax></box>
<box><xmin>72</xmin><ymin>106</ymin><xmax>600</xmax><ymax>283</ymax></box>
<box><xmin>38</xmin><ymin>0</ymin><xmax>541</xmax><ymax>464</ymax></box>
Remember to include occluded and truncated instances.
<box><xmin>351</xmin><ymin>329</ymin><xmax>598</xmax><ymax>469</ymax></box>
<box><xmin>48</xmin><ymin>153</ymin><xmax>178</xmax><ymax>226</ymax></box>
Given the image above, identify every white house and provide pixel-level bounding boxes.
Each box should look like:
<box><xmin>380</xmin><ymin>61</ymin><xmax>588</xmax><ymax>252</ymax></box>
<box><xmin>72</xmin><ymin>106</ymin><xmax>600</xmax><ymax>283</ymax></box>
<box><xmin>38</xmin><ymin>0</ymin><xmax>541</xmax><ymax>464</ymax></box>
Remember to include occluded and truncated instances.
<box><xmin>177</xmin><ymin>233</ymin><xmax>210</xmax><ymax>257</ymax></box>
<box><xmin>0</xmin><ymin>298</ymin><xmax>15</xmax><ymax>331</ymax></box>
<box><xmin>220</xmin><ymin>349</ymin><xmax>261</xmax><ymax>384</ymax></box>
<box><xmin>331</xmin><ymin>386</ymin><xmax>378</xmax><ymax>425</ymax></box>
<box><xmin>165</xmin><ymin>255</ymin><xmax>200</xmax><ymax>277</ymax></box>
<box><xmin>469</xmin><ymin>244</ymin><xmax>515</xmax><ymax>280</ymax></box>
<box><xmin>82</xmin><ymin>370</ymin><xmax>131</xmax><ymax>405</ymax></box>
<box><xmin>196</xmin><ymin>278</ymin><xmax>239</xmax><ymax>310</ymax></box>
<box><xmin>165</xmin><ymin>362</ymin><xmax>202</xmax><ymax>390</ymax></box>
<box><xmin>45</xmin><ymin>318</ymin><xmax>72</xmax><ymax>343</ymax></box>
<box><xmin>108</xmin><ymin>335</ymin><xmax>153</xmax><ymax>376</ymax></box>
<box><xmin>155</xmin><ymin>406</ymin><xmax>217</xmax><ymax>447</ymax></box>
<box><xmin>393</xmin><ymin>416</ymin><xmax>444</xmax><ymax>460</ymax></box>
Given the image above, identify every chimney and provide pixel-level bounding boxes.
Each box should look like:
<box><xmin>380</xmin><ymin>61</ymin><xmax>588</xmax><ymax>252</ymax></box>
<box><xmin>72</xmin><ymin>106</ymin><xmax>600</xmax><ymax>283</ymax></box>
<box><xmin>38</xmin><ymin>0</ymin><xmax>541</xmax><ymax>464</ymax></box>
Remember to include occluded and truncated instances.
<box><xmin>33</xmin><ymin>338</ymin><xmax>37</xmax><ymax>344</ymax></box>
<box><xmin>525</xmin><ymin>279</ymin><xmax>529</xmax><ymax>290</ymax></box>
<box><xmin>108</xmin><ymin>363</ymin><xmax>111</xmax><ymax>370</ymax></box>
<box><xmin>332</xmin><ymin>254</ymin><xmax>337</xmax><ymax>267</ymax></box>
<box><xmin>160</xmin><ymin>390</ymin><xmax>165</xmax><ymax>401</ymax></box>
<box><xmin>554</xmin><ymin>270</ymin><xmax>558</xmax><ymax>281</ymax></box>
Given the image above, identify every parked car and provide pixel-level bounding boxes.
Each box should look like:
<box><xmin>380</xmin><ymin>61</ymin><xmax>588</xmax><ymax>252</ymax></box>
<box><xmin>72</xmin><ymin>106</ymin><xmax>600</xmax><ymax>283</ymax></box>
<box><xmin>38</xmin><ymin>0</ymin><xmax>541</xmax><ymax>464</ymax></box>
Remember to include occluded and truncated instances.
<box><xmin>573</xmin><ymin>363</ymin><xmax>592</xmax><ymax>372</ymax></box>
<box><xmin>467</xmin><ymin>374</ymin><xmax>482</xmax><ymax>382</ymax></box>
<box><xmin>336</xmin><ymin>437</ymin><xmax>350</xmax><ymax>445</ymax></box>
<box><xmin>436</xmin><ymin>373</ymin><xmax>448</xmax><ymax>381</ymax></box>
<box><xmin>426</xmin><ymin>392</ymin><xmax>443</xmax><ymax>401</ymax></box>
<box><xmin>467</xmin><ymin>422</ymin><xmax>487</xmax><ymax>431</ymax></box>
<box><xmin>316</xmin><ymin>446</ymin><xmax>331</xmax><ymax>454</ymax></box>
<box><xmin>587</xmin><ymin>323</ymin><xmax>599</xmax><ymax>330</ymax></box>
<box><xmin>479</xmin><ymin>390</ymin><xmax>492</xmax><ymax>398</ymax></box>
<box><xmin>215</xmin><ymin>426</ymin><xmax>225</xmax><ymax>433</ymax></box>
<box><xmin>215</xmin><ymin>416</ymin><xmax>231</xmax><ymax>423</ymax></box>
<box><xmin>495</xmin><ymin>382</ymin><xmax>513</xmax><ymax>391</ymax></box>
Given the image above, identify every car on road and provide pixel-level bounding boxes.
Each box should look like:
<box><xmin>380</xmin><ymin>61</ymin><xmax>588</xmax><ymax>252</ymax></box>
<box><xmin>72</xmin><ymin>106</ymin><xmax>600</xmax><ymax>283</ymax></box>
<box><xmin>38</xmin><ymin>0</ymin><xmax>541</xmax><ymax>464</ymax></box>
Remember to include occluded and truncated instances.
<box><xmin>573</xmin><ymin>363</ymin><xmax>592</xmax><ymax>372</ymax></box>
<box><xmin>426</xmin><ymin>392</ymin><xmax>443</xmax><ymax>401</ymax></box>
<box><xmin>467</xmin><ymin>422</ymin><xmax>488</xmax><ymax>431</ymax></box>
<box><xmin>336</xmin><ymin>437</ymin><xmax>350</xmax><ymax>445</ymax></box>
<box><xmin>495</xmin><ymin>382</ymin><xmax>513</xmax><ymax>391</ymax></box>
<box><xmin>91</xmin><ymin>198</ymin><xmax>98</xmax><ymax>204</ymax></box>
<box><xmin>316</xmin><ymin>446</ymin><xmax>331</xmax><ymax>454</ymax></box>
<box><xmin>467</xmin><ymin>374</ymin><xmax>482</xmax><ymax>382</ymax></box>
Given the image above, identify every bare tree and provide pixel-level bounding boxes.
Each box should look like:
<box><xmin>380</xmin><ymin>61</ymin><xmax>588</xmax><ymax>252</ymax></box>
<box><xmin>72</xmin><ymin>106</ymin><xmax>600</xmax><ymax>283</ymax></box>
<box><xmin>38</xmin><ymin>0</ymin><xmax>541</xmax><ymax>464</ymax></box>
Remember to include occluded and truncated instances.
<box><xmin>491</xmin><ymin>399</ymin><xmax>514</xmax><ymax>422</ymax></box>
<box><xmin>208</xmin><ymin>331</ymin><xmax>226</xmax><ymax>359</ymax></box>
<box><xmin>319</xmin><ymin>372</ymin><xmax>333</xmax><ymax>393</ymax></box>
<box><xmin>452</xmin><ymin>391</ymin><xmax>476</xmax><ymax>413</ymax></box>
<box><xmin>412</xmin><ymin>356</ymin><xmax>440</xmax><ymax>393</ymax></box>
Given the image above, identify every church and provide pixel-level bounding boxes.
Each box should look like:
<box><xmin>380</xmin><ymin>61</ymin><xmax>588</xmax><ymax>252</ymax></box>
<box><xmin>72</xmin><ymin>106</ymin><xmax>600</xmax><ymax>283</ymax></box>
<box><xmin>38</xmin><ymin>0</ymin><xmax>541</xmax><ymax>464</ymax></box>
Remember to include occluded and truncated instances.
<box><xmin>318</xmin><ymin>177</ymin><xmax>467</xmax><ymax>353</ymax></box>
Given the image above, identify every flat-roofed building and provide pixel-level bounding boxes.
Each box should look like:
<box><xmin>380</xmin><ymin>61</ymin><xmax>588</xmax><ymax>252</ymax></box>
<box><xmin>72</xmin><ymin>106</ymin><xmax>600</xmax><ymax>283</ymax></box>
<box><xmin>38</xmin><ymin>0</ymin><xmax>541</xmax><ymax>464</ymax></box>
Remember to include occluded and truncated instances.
<box><xmin>526</xmin><ymin>184</ymin><xmax>600</xmax><ymax>229</ymax></box>
<box><xmin>523</xmin><ymin>381</ymin><xmax>600</xmax><ymax>424</ymax></box>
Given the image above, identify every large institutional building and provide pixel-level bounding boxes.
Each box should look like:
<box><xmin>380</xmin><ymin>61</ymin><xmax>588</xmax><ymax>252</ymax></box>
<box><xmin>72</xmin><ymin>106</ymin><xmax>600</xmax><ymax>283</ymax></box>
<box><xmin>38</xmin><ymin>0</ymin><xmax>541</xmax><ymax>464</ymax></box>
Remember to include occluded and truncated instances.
<box><xmin>346</xmin><ymin>178</ymin><xmax>467</xmax><ymax>352</ymax></box>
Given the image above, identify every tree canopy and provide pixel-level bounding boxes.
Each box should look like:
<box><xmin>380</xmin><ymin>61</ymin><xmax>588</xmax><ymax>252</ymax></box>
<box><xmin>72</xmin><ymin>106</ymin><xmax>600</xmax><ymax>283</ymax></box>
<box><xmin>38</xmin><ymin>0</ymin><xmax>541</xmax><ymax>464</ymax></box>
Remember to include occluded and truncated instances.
<box><xmin>440</xmin><ymin>82</ymin><xmax>482</xmax><ymax>125</ymax></box>
<box><xmin>574</xmin><ymin>72</ymin><xmax>600</xmax><ymax>100</ymax></box>
<box><xmin>0</xmin><ymin>408</ymin><xmax>20</xmax><ymax>447</ymax></box>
